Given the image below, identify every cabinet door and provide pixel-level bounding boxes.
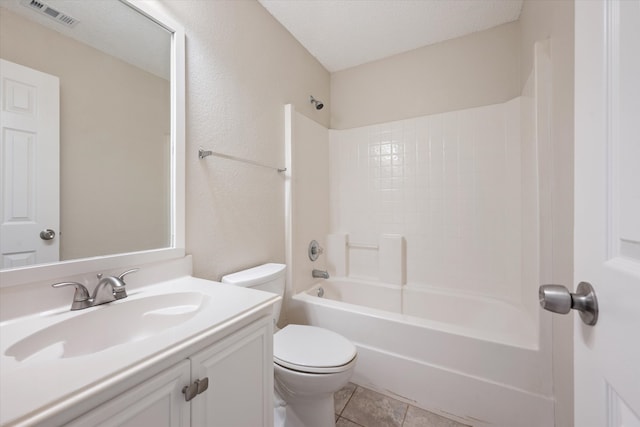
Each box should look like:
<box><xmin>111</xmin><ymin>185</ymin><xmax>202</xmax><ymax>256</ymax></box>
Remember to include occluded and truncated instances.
<box><xmin>190</xmin><ymin>318</ymin><xmax>273</xmax><ymax>427</ymax></box>
<box><xmin>66</xmin><ymin>360</ymin><xmax>190</xmax><ymax>427</ymax></box>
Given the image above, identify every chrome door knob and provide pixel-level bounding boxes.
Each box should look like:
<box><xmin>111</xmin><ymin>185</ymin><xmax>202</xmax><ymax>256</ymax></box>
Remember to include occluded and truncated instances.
<box><xmin>40</xmin><ymin>229</ymin><xmax>56</xmax><ymax>240</ymax></box>
<box><xmin>539</xmin><ymin>282</ymin><xmax>598</xmax><ymax>326</ymax></box>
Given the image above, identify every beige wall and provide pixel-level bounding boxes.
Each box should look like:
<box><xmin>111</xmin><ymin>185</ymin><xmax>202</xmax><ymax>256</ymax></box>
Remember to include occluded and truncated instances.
<box><xmin>157</xmin><ymin>0</ymin><xmax>330</xmax><ymax>281</ymax></box>
<box><xmin>330</xmin><ymin>21</ymin><xmax>521</xmax><ymax>130</ymax></box>
<box><xmin>520</xmin><ymin>1</ymin><xmax>575</xmax><ymax>426</ymax></box>
<box><xmin>0</xmin><ymin>7</ymin><xmax>170</xmax><ymax>261</ymax></box>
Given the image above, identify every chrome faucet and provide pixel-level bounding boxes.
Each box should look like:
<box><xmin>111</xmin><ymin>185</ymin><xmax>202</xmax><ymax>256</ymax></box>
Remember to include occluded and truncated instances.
<box><xmin>52</xmin><ymin>268</ymin><xmax>139</xmax><ymax>310</ymax></box>
<box><xmin>312</xmin><ymin>269</ymin><xmax>330</xmax><ymax>279</ymax></box>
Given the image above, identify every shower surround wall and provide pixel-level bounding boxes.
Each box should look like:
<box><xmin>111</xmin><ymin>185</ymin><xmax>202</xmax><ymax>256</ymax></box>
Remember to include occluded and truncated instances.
<box><xmin>289</xmin><ymin>56</ymin><xmax>553</xmax><ymax>424</ymax></box>
<box><xmin>325</xmin><ymin>7</ymin><xmax>573</xmax><ymax>422</ymax></box>
<box><xmin>285</xmin><ymin>34</ymin><xmax>555</xmax><ymax>427</ymax></box>
<box><xmin>329</xmin><ymin>97</ymin><xmax>538</xmax><ymax>316</ymax></box>
<box><xmin>284</xmin><ymin>105</ymin><xmax>330</xmax><ymax>320</ymax></box>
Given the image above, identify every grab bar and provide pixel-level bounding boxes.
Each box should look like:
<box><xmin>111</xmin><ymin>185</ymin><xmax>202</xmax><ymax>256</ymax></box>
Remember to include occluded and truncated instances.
<box><xmin>199</xmin><ymin>148</ymin><xmax>286</xmax><ymax>173</ymax></box>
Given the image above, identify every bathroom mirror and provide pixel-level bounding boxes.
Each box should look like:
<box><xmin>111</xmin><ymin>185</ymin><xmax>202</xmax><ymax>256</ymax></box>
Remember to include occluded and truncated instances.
<box><xmin>0</xmin><ymin>0</ymin><xmax>185</xmax><ymax>286</ymax></box>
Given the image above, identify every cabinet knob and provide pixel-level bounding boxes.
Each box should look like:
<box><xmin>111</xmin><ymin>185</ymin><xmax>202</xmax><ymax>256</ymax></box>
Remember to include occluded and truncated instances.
<box><xmin>197</xmin><ymin>377</ymin><xmax>209</xmax><ymax>394</ymax></box>
<box><xmin>182</xmin><ymin>377</ymin><xmax>209</xmax><ymax>402</ymax></box>
<box><xmin>182</xmin><ymin>383</ymin><xmax>198</xmax><ymax>402</ymax></box>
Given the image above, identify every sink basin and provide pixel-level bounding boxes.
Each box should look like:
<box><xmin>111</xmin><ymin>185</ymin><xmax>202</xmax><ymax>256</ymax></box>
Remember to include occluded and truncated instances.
<box><xmin>4</xmin><ymin>292</ymin><xmax>209</xmax><ymax>362</ymax></box>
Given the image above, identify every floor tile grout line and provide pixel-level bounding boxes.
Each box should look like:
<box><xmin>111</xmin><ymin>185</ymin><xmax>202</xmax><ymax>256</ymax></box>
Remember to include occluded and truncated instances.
<box><xmin>338</xmin><ymin>384</ymin><xmax>358</xmax><ymax>417</ymax></box>
<box><xmin>336</xmin><ymin>382</ymin><xmax>471</xmax><ymax>427</ymax></box>
<box><xmin>338</xmin><ymin>415</ymin><xmax>367</xmax><ymax>427</ymax></box>
<box><xmin>400</xmin><ymin>403</ymin><xmax>410</xmax><ymax>427</ymax></box>
<box><xmin>341</xmin><ymin>384</ymin><xmax>409</xmax><ymax>427</ymax></box>
<box><xmin>343</xmin><ymin>416</ymin><xmax>366</xmax><ymax>427</ymax></box>
<box><xmin>339</xmin><ymin>386</ymin><xmax>369</xmax><ymax>427</ymax></box>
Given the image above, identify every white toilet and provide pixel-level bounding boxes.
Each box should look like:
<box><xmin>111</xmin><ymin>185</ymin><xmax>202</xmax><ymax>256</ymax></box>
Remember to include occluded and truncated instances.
<box><xmin>221</xmin><ymin>263</ymin><xmax>357</xmax><ymax>427</ymax></box>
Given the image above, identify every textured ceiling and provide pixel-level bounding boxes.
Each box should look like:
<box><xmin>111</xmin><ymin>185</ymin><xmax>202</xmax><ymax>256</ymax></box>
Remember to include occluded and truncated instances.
<box><xmin>0</xmin><ymin>0</ymin><xmax>170</xmax><ymax>79</ymax></box>
<box><xmin>258</xmin><ymin>0</ymin><xmax>523</xmax><ymax>72</ymax></box>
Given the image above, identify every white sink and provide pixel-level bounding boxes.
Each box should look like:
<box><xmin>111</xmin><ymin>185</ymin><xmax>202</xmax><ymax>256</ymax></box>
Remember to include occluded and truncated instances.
<box><xmin>0</xmin><ymin>275</ymin><xmax>279</xmax><ymax>427</ymax></box>
<box><xmin>4</xmin><ymin>291</ymin><xmax>209</xmax><ymax>361</ymax></box>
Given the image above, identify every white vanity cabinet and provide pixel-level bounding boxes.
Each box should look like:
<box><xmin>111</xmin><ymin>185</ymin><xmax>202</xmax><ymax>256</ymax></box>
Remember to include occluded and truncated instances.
<box><xmin>190</xmin><ymin>316</ymin><xmax>273</xmax><ymax>426</ymax></box>
<box><xmin>65</xmin><ymin>361</ymin><xmax>191</xmax><ymax>427</ymax></box>
<box><xmin>66</xmin><ymin>317</ymin><xmax>273</xmax><ymax>427</ymax></box>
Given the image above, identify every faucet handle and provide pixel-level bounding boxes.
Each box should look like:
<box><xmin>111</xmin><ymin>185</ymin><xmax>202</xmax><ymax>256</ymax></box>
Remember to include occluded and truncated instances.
<box><xmin>52</xmin><ymin>282</ymin><xmax>90</xmax><ymax>310</ymax></box>
<box><xmin>118</xmin><ymin>268</ymin><xmax>139</xmax><ymax>281</ymax></box>
<box><xmin>112</xmin><ymin>268</ymin><xmax>138</xmax><ymax>300</ymax></box>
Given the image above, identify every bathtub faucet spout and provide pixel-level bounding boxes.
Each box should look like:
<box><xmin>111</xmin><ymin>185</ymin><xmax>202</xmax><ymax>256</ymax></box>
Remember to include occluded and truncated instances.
<box><xmin>312</xmin><ymin>269</ymin><xmax>330</xmax><ymax>279</ymax></box>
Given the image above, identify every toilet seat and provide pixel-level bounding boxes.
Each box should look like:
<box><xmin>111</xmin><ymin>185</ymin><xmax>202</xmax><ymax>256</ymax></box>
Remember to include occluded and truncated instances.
<box><xmin>274</xmin><ymin>325</ymin><xmax>357</xmax><ymax>374</ymax></box>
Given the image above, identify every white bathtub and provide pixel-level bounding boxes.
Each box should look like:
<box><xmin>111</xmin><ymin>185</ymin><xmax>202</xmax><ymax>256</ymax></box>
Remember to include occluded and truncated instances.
<box><xmin>287</xmin><ymin>278</ymin><xmax>554</xmax><ymax>427</ymax></box>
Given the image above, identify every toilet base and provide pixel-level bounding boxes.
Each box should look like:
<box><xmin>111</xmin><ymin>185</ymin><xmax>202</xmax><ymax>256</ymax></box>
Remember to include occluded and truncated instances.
<box><xmin>275</xmin><ymin>384</ymin><xmax>336</xmax><ymax>427</ymax></box>
<box><xmin>272</xmin><ymin>341</ymin><xmax>357</xmax><ymax>427</ymax></box>
<box><xmin>273</xmin><ymin>360</ymin><xmax>356</xmax><ymax>427</ymax></box>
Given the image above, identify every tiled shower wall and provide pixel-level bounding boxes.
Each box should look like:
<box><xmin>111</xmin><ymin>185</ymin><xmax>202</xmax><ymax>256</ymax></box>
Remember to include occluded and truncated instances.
<box><xmin>329</xmin><ymin>98</ymin><xmax>533</xmax><ymax>303</ymax></box>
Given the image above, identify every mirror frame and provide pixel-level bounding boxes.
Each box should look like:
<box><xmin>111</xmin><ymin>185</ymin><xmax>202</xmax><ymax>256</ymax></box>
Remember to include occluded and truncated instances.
<box><xmin>0</xmin><ymin>0</ymin><xmax>185</xmax><ymax>288</ymax></box>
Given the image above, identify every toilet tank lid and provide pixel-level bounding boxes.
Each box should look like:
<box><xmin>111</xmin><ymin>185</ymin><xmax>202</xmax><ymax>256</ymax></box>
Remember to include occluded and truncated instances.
<box><xmin>221</xmin><ymin>263</ymin><xmax>286</xmax><ymax>287</ymax></box>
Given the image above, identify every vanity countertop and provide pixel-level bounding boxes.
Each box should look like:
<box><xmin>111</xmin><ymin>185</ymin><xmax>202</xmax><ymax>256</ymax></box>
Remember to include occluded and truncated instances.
<box><xmin>0</xmin><ymin>276</ymin><xmax>278</xmax><ymax>426</ymax></box>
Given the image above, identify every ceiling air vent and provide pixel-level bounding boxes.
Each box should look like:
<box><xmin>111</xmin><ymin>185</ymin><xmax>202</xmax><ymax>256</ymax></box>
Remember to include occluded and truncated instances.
<box><xmin>20</xmin><ymin>0</ymin><xmax>79</xmax><ymax>28</ymax></box>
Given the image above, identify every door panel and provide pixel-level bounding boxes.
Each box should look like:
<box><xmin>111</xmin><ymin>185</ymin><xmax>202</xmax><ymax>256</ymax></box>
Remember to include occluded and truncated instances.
<box><xmin>574</xmin><ymin>1</ymin><xmax>640</xmax><ymax>426</ymax></box>
<box><xmin>0</xmin><ymin>59</ymin><xmax>59</xmax><ymax>268</ymax></box>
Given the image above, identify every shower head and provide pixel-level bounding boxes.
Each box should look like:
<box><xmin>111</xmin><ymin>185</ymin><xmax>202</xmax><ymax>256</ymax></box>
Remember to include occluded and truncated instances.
<box><xmin>310</xmin><ymin>95</ymin><xmax>324</xmax><ymax>110</ymax></box>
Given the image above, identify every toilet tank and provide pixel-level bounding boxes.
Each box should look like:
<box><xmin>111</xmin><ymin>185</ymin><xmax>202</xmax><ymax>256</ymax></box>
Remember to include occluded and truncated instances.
<box><xmin>221</xmin><ymin>263</ymin><xmax>286</xmax><ymax>322</ymax></box>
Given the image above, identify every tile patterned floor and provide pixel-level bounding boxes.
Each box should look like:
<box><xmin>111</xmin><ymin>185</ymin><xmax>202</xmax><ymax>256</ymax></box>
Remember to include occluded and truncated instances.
<box><xmin>334</xmin><ymin>383</ymin><xmax>471</xmax><ymax>427</ymax></box>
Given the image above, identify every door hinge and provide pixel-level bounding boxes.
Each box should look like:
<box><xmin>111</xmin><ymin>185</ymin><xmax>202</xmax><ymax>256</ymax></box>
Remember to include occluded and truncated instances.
<box><xmin>182</xmin><ymin>377</ymin><xmax>209</xmax><ymax>402</ymax></box>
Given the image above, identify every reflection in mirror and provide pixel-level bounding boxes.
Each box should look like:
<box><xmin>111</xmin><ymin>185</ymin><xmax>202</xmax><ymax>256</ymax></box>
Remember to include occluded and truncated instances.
<box><xmin>0</xmin><ymin>0</ymin><xmax>172</xmax><ymax>270</ymax></box>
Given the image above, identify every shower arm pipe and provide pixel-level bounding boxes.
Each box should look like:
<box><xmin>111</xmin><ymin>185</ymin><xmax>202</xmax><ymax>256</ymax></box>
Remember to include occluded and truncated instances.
<box><xmin>198</xmin><ymin>148</ymin><xmax>286</xmax><ymax>173</ymax></box>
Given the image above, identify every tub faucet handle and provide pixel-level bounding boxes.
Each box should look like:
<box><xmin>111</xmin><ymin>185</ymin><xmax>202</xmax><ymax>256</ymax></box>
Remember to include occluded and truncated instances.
<box><xmin>308</xmin><ymin>240</ymin><xmax>324</xmax><ymax>261</ymax></box>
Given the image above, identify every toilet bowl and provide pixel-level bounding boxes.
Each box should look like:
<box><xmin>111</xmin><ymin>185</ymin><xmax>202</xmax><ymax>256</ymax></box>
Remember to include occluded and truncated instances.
<box><xmin>274</xmin><ymin>324</ymin><xmax>357</xmax><ymax>426</ymax></box>
<box><xmin>221</xmin><ymin>264</ymin><xmax>357</xmax><ymax>427</ymax></box>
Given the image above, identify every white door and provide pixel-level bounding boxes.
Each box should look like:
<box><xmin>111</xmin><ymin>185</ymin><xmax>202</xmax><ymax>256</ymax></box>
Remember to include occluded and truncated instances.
<box><xmin>0</xmin><ymin>59</ymin><xmax>59</xmax><ymax>268</ymax></box>
<box><xmin>574</xmin><ymin>1</ymin><xmax>640</xmax><ymax>426</ymax></box>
